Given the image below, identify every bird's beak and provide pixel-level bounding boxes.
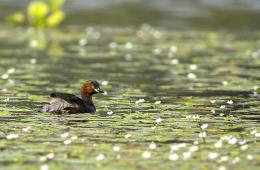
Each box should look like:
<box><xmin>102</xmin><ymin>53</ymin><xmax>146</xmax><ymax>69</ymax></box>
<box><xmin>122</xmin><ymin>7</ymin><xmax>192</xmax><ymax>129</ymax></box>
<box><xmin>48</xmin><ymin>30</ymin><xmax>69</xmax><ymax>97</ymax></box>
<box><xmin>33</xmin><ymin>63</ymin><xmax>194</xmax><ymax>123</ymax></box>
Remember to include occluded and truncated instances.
<box><xmin>94</xmin><ymin>88</ymin><xmax>104</xmax><ymax>93</ymax></box>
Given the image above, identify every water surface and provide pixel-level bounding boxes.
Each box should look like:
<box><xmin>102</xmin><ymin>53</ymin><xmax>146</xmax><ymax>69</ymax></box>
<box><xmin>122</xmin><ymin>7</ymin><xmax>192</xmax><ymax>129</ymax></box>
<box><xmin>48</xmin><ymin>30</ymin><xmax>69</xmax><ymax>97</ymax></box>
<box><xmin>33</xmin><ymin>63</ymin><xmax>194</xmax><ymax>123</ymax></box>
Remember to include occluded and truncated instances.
<box><xmin>0</xmin><ymin>25</ymin><xmax>259</xmax><ymax>169</ymax></box>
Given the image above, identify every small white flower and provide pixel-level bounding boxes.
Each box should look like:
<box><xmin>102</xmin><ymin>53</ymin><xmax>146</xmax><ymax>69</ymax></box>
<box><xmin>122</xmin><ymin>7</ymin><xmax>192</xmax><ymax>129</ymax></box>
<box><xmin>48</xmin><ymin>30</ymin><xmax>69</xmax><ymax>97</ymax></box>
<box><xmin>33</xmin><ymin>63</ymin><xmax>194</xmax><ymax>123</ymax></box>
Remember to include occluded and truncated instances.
<box><xmin>142</xmin><ymin>151</ymin><xmax>151</xmax><ymax>159</ymax></box>
<box><xmin>109</xmin><ymin>42</ymin><xmax>117</xmax><ymax>49</ymax></box>
<box><xmin>85</xmin><ymin>27</ymin><xmax>94</xmax><ymax>34</ymax></box>
<box><xmin>124</xmin><ymin>53</ymin><xmax>132</xmax><ymax>61</ymax></box>
<box><xmin>210</xmin><ymin>100</ymin><xmax>216</xmax><ymax>104</ymax></box>
<box><xmin>231</xmin><ymin>157</ymin><xmax>240</xmax><ymax>164</ymax></box>
<box><xmin>46</xmin><ymin>153</ymin><xmax>55</xmax><ymax>159</ymax></box>
<box><xmin>187</xmin><ymin>73</ymin><xmax>197</xmax><ymax>80</ymax></box>
<box><xmin>135</xmin><ymin>99</ymin><xmax>145</xmax><ymax>104</ymax></box>
<box><xmin>153</xmin><ymin>48</ymin><xmax>161</xmax><ymax>55</ymax></box>
<box><xmin>211</xmin><ymin>109</ymin><xmax>215</xmax><ymax>113</ymax></box>
<box><xmin>153</xmin><ymin>31</ymin><xmax>161</xmax><ymax>39</ymax></box>
<box><xmin>113</xmin><ymin>146</ymin><xmax>120</xmax><ymax>152</ymax></box>
<box><xmin>124</xmin><ymin>134</ymin><xmax>132</xmax><ymax>139</ymax></box>
<box><xmin>3</xmin><ymin>98</ymin><xmax>10</xmax><ymax>102</ymax></box>
<box><xmin>170</xmin><ymin>145</ymin><xmax>179</xmax><ymax>151</ymax></box>
<box><xmin>222</xmin><ymin>81</ymin><xmax>228</xmax><ymax>86</ymax></box>
<box><xmin>183</xmin><ymin>152</ymin><xmax>191</xmax><ymax>160</ymax></box>
<box><xmin>239</xmin><ymin>139</ymin><xmax>247</xmax><ymax>145</ymax></box>
<box><xmin>220</xmin><ymin>105</ymin><xmax>225</xmax><ymax>109</ymax></box>
<box><xmin>154</xmin><ymin>100</ymin><xmax>161</xmax><ymax>105</ymax></box>
<box><xmin>107</xmin><ymin>111</ymin><xmax>113</xmax><ymax>115</ymax></box>
<box><xmin>169</xmin><ymin>153</ymin><xmax>179</xmax><ymax>161</ymax></box>
<box><xmin>193</xmin><ymin>141</ymin><xmax>199</xmax><ymax>145</ymax></box>
<box><xmin>186</xmin><ymin>114</ymin><xmax>200</xmax><ymax>119</ymax></box>
<box><xmin>218</xmin><ymin>166</ymin><xmax>226</xmax><ymax>170</ymax></box>
<box><xmin>71</xmin><ymin>136</ymin><xmax>78</xmax><ymax>140</ymax></box>
<box><xmin>101</xmin><ymin>81</ymin><xmax>109</xmax><ymax>86</ymax></box>
<box><xmin>149</xmin><ymin>142</ymin><xmax>157</xmax><ymax>149</ymax></box>
<box><xmin>40</xmin><ymin>164</ymin><xmax>49</xmax><ymax>170</ymax></box>
<box><xmin>60</xmin><ymin>132</ymin><xmax>69</xmax><ymax>138</ymax></box>
<box><xmin>226</xmin><ymin>100</ymin><xmax>233</xmax><ymax>105</ymax></box>
<box><xmin>22</xmin><ymin>126</ymin><xmax>32</xmax><ymax>132</ymax></box>
<box><xmin>30</xmin><ymin>40</ymin><xmax>38</xmax><ymax>48</ymax></box>
<box><xmin>30</xmin><ymin>58</ymin><xmax>37</xmax><ymax>64</ymax></box>
<box><xmin>170</xmin><ymin>46</ymin><xmax>178</xmax><ymax>53</ymax></box>
<box><xmin>219</xmin><ymin>113</ymin><xmax>225</xmax><ymax>116</ymax></box>
<box><xmin>214</xmin><ymin>140</ymin><xmax>222</xmax><ymax>148</ymax></box>
<box><xmin>7</xmin><ymin>68</ymin><xmax>15</xmax><ymax>74</ymax></box>
<box><xmin>6</xmin><ymin>134</ymin><xmax>19</xmax><ymax>140</ymax></box>
<box><xmin>155</xmin><ymin>117</ymin><xmax>162</xmax><ymax>123</ymax></box>
<box><xmin>1</xmin><ymin>88</ymin><xmax>8</xmax><ymax>93</ymax></box>
<box><xmin>255</xmin><ymin>133</ymin><xmax>260</xmax><ymax>137</ymax></box>
<box><xmin>199</xmin><ymin>132</ymin><xmax>207</xmax><ymax>138</ymax></box>
<box><xmin>220</xmin><ymin>156</ymin><xmax>229</xmax><ymax>162</ymax></box>
<box><xmin>185</xmin><ymin>115</ymin><xmax>191</xmax><ymax>119</ymax></box>
<box><xmin>1</xmin><ymin>73</ymin><xmax>9</xmax><ymax>79</ymax></box>
<box><xmin>125</xmin><ymin>42</ymin><xmax>133</xmax><ymax>49</ymax></box>
<box><xmin>201</xmin><ymin>124</ymin><xmax>208</xmax><ymax>129</ymax></box>
<box><xmin>189</xmin><ymin>64</ymin><xmax>197</xmax><ymax>70</ymax></box>
<box><xmin>240</xmin><ymin>145</ymin><xmax>248</xmax><ymax>151</ymax></box>
<box><xmin>253</xmin><ymin>86</ymin><xmax>258</xmax><ymax>90</ymax></box>
<box><xmin>64</xmin><ymin>139</ymin><xmax>72</xmax><ymax>145</ymax></box>
<box><xmin>178</xmin><ymin>143</ymin><xmax>187</xmax><ymax>148</ymax></box>
<box><xmin>247</xmin><ymin>154</ymin><xmax>253</xmax><ymax>160</ymax></box>
<box><xmin>250</xmin><ymin>130</ymin><xmax>257</xmax><ymax>135</ymax></box>
<box><xmin>39</xmin><ymin>156</ymin><xmax>47</xmax><ymax>162</ymax></box>
<box><xmin>78</xmin><ymin>38</ymin><xmax>88</xmax><ymax>46</ymax></box>
<box><xmin>96</xmin><ymin>154</ymin><xmax>105</xmax><ymax>161</ymax></box>
<box><xmin>221</xmin><ymin>136</ymin><xmax>230</xmax><ymax>140</ymax></box>
<box><xmin>228</xmin><ymin>137</ymin><xmax>237</xmax><ymax>145</ymax></box>
<box><xmin>251</xmin><ymin>51</ymin><xmax>259</xmax><ymax>59</ymax></box>
<box><xmin>171</xmin><ymin>59</ymin><xmax>179</xmax><ymax>65</ymax></box>
<box><xmin>193</xmin><ymin>115</ymin><xmax>200</xmax><ymax>119</ymax></box>
<box><xmin>209</xmin><ymin>152</ymin><xmax>218</xmax><ymax>160</ymax></box>
<box><xmin>151</xmin><ymin>126</ymin><xmax>156</xmax><ymax>130</ymax></box>
<box><xmin>189</xmin><ymin>146</ymin><xmax>199</xmax><ymax>152</ymax></box>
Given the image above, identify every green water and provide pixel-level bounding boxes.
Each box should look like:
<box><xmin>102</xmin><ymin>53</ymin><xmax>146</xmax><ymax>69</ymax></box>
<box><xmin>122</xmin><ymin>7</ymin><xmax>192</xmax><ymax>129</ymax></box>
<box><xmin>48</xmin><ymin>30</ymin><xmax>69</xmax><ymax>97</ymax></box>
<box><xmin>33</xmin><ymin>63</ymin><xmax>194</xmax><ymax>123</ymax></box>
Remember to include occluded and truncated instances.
<box><xmin>0</xmin><ymin>25</ymin><xmax>259</xmax><ymax>170</ymax></box>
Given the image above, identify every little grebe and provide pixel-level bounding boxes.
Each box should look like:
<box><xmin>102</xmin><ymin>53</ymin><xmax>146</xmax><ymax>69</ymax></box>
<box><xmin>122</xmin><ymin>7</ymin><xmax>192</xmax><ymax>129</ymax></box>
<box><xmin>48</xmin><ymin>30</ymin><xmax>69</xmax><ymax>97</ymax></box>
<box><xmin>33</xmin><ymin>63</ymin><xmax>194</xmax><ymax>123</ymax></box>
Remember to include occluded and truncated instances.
<box><xmin>41</xmin><ymin>80</ymin><xmax>104</xmax><ymax>114</ymax></box>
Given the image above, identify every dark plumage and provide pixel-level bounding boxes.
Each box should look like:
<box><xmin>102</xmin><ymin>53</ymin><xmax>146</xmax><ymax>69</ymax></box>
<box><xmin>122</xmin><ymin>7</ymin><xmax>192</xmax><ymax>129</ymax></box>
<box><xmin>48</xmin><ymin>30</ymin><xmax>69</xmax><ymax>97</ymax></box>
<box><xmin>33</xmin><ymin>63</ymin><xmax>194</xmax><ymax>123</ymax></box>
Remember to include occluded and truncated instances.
<box><xmin>41</xmin><ymin>80</ymin><xmax>104</xmax><ymax>114</ymax></box>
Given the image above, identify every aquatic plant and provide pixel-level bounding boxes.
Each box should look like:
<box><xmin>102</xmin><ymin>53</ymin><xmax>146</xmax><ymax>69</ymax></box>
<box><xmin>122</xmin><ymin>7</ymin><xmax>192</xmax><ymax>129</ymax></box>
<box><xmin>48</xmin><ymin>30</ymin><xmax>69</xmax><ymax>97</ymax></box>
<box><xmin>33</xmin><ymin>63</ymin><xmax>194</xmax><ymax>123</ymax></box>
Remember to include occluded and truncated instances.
<box><xmin>6</xmin><ymin>0</ymin><xmax>66</xmax><ymax>28</ymax></box>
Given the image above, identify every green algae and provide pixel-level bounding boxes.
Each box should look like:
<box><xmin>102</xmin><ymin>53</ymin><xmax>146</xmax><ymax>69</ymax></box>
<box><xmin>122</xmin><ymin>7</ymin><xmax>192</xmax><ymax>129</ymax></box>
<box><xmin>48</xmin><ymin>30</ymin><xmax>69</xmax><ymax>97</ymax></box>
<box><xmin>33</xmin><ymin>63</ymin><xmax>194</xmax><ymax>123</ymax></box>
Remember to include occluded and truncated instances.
<box><xmin>0</xmin><ymin>25</ymin><xmax>259</xmax><ymax>170</ymax></box>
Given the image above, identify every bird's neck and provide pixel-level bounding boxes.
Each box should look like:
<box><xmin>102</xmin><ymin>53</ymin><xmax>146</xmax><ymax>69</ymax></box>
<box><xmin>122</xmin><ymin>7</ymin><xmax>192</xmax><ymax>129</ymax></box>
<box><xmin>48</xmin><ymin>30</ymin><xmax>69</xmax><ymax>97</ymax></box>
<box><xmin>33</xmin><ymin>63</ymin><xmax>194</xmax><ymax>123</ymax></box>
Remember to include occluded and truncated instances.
<box><xmin>81</xmin><ymin>93</ymin><xmax>94</xmax><ymax>105</ymax></box>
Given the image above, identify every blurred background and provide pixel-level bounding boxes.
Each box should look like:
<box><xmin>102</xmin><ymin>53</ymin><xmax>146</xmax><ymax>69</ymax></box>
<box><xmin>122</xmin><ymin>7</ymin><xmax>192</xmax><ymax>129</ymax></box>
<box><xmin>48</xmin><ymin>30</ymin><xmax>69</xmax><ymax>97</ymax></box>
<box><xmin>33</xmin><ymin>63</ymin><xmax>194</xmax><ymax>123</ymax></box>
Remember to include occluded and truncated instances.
<box><xmin>1</xmin><ymin>0</ymin><xmax>260</xmax><ymax>31</ymax></box>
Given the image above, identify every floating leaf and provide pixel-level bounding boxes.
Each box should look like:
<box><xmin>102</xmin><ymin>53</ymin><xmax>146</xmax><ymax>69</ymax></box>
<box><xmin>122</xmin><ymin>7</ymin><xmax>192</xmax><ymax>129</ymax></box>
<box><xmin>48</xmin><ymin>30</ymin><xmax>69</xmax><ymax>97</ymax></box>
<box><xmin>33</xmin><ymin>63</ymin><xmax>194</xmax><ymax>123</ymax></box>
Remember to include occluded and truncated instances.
<box><xmin>185</xmin><ymin>102</ymin><xmax>193</xmax><ymax>107</ymax></box>
<box><xmin>6</xmin><ymin>12</ymin><xmax>25</xmax><ymax>25</ymax></box>
<box><xmin>46</xmin><ymin>10</ymin><xmax>65</xmax><ymax>27</ymax></box>
<box><xmin>6</xmin><ymin>0</ymin><xmax>66</xmax><ymax>28</ymax></box>
<box><xmin>27</xmin><ymin>1</ymin><xmax>49</xmax><ymax>27</ymax></box>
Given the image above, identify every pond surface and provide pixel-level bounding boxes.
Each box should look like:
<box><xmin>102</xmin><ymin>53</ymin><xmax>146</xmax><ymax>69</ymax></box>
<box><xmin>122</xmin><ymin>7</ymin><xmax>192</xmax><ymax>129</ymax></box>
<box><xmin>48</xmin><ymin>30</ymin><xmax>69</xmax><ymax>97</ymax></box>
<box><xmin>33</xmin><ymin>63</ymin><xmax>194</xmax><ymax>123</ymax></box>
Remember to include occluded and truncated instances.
<box><xmin>0</xmin><ymin>25</ymin><xmax>259</xmax><ymax>170</ymax></box>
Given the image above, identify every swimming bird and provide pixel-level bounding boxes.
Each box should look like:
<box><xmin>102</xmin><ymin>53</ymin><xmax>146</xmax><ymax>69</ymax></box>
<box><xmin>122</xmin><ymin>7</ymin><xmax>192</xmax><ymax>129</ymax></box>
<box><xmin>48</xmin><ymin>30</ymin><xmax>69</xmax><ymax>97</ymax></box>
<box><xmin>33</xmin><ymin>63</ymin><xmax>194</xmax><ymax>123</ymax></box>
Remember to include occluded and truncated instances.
<box><xmin>41</xmin><ymin>80</ymin><xmax>104</xmax><ymax>114</ymax></box>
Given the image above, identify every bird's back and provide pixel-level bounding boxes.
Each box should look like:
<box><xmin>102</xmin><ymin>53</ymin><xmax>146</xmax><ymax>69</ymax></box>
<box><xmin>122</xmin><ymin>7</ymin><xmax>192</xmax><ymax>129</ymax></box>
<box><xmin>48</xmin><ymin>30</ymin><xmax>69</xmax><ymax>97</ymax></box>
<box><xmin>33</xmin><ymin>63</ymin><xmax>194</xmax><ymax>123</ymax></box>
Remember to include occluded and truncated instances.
<box><xmin>41</xmin><ymin>93</ymin><xmax>96</xmax><ymax>114</ymax></box>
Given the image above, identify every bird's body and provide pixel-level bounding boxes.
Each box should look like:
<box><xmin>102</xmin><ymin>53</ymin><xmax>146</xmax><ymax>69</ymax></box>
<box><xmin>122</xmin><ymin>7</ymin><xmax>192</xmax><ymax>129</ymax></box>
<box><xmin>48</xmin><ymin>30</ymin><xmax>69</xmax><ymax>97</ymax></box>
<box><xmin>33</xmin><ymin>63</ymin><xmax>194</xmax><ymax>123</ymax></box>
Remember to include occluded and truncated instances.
<box><xmin>41</xmin><ymin>80</ymin><xmax>103</xmax><ymax>114</ymax></box>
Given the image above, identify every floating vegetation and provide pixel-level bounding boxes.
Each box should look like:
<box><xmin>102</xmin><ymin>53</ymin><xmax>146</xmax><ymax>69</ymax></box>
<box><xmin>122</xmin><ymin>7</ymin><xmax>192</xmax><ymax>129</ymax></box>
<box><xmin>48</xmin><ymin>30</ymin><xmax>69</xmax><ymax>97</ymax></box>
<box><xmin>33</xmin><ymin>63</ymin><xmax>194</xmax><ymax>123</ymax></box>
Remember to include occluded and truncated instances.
<box><xmin>6</xmin><ymin>0</ymin><xmax>66</xmax><ymax>28</ymax></box>
<box><xmin>0</xmin><ymin>25</ymin><xmax>259</xmax><ymax>170</ymax></box>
